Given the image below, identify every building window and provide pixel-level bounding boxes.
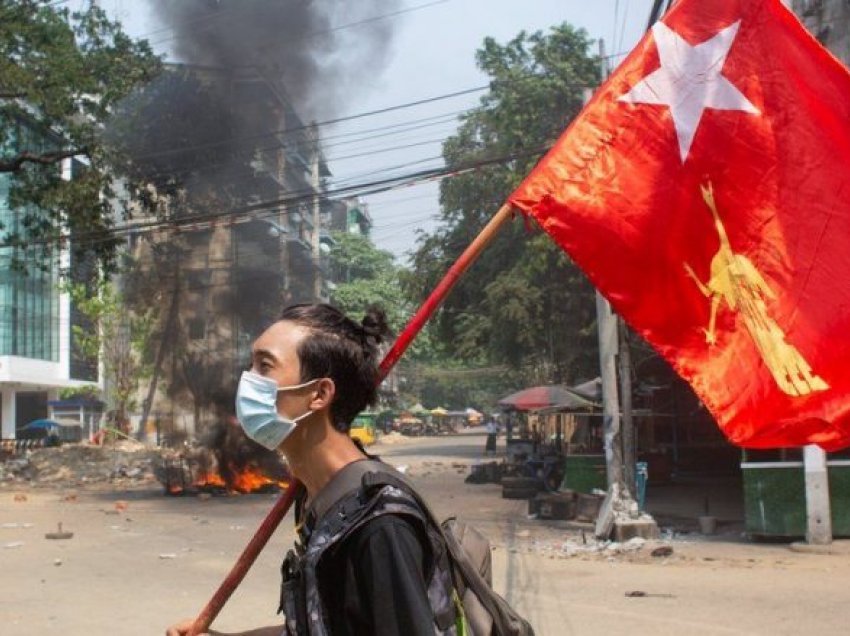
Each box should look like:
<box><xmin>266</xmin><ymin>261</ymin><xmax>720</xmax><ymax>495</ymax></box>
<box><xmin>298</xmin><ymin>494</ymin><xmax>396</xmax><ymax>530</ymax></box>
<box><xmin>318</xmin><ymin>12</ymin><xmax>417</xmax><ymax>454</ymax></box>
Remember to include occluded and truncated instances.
<box><xmin>188</xmin><ymin>318</ymin><xmax>206</xmax><ymax>341</ymax></box>
<box><xmin>0</xmin><ymin>119</ymin><xmax>60</xmax><ymax>362</ymax></box>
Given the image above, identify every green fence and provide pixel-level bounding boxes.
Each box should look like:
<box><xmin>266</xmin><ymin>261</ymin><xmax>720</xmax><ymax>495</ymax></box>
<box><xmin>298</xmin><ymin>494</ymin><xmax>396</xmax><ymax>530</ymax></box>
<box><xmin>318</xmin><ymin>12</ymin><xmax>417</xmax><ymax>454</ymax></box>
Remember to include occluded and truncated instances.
<box><xmin>742</xmin><ymin>460</ymin><xmax>850</xmax><ymax>538</ymax></box>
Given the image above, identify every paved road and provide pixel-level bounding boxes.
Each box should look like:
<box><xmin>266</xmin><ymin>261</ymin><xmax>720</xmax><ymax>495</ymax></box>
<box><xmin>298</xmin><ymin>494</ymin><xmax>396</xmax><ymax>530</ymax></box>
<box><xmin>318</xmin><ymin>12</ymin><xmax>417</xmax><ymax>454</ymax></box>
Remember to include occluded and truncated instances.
<box><xmin>1</xmin><ymin>431</ymin><xmax>849</xmax><ymax>635</ymax></box>
<box><xmin>374</xmin><ymin>430</ymin><xmax>850</xmax><ymax>636</ymax></box>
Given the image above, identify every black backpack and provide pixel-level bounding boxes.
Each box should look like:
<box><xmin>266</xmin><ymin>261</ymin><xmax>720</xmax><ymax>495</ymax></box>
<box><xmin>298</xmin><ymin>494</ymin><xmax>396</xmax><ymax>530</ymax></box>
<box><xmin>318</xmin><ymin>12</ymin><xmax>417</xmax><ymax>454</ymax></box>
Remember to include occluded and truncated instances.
<box><xmin>304</xmin><ymin>459</ymin><xmax>535</xmax><ymax>636</ymax></box>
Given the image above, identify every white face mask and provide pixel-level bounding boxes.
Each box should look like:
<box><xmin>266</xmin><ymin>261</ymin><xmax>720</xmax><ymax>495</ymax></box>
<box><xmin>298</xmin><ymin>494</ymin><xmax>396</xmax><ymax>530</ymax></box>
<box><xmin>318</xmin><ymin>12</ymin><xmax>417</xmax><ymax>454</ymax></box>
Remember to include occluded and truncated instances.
<box><xmin>235</xmin><ymin>370</ymin><xmax>319</xmax><ymax>450</ymax></box>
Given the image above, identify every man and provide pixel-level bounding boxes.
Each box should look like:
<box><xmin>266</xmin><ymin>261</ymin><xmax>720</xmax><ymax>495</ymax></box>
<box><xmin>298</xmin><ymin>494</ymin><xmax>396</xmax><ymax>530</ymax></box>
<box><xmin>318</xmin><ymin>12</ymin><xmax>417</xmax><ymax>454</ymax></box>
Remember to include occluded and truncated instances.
<box><xmin>168</xmin><ymin>304</ymin><xmax>449</xmax><ymax>636</ymax></box>
<box><xmin>484</xmin><ymin>419</ymin><xmax>498</xmax><ymax>456</ymax></box>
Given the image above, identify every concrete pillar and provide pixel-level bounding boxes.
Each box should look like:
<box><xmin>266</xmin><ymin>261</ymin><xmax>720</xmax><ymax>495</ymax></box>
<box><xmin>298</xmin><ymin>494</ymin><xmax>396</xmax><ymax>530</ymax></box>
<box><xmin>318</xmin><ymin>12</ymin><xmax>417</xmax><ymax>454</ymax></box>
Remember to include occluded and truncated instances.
<box><xmin>596</xmin><ymin>291</ymin><xmax>622</xmax><ymax>494</ymax></box>
<box><xmin>59</xmin><ymin>158</ymin><xmax>72</xmax><ymax>376</ymax></box>
<box><xmin>1</xmin><ymin>388</ymin><xmax>16</xmax><ymax>438</ymax></box>
<box><xmin>804</xmin><ymin>445</ymin><xmax>833</xmax><ymax>545</ymax></box>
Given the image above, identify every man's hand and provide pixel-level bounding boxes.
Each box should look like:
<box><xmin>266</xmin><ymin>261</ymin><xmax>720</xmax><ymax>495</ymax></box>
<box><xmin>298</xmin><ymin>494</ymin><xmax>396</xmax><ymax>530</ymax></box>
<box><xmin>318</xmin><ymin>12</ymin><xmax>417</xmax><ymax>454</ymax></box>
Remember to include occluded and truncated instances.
<box><xmin>165</xmin><ymin>621</ymin><xmax>281</xmax><ymax>636</ymax></box>
<box><xmin>166</xmin><ymin>619</ymin><xmax>209</xmax><ymax>636</ymax></box>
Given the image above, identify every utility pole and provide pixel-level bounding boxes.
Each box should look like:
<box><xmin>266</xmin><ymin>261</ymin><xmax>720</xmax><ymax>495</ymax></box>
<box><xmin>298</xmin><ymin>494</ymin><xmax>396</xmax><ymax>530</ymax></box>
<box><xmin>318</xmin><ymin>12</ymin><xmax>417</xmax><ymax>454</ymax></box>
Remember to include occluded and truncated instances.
<box><xmin>593</xmin><ymin>40</ymin><xmax>629</xmax><ymax>527</ymax></box>
<box><xmin>596</xmin><ymin>292</ymin><xmax>624</xmax><ymax>501</ymax></box>
<box><xmin>309</xmin><ymin>123</ymin><xmax>323</xmax><ymax>302</ymax></box>
<box><xmin>592</xmin><ymin>40</ymin><xmax>657</xmax><ymax>540</ymax></box>
<box><xmin>619</xmin><ymin>321</ymin><xmax>636</xmax><ymax>497</ymax></box>
<box><xmin>784</xmin><ymin>0</ymin><xmax>839</xmax><ymax>547</ymax></box>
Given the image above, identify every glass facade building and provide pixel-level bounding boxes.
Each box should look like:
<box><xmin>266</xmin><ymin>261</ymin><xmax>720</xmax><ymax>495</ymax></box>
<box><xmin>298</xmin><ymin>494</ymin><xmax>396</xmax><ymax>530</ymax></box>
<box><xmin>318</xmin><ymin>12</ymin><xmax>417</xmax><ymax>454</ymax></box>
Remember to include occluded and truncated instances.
<box><xmin>0</xmin><ymin>118</ymin><xmax>60</xmax><ymax>361</ymax></box>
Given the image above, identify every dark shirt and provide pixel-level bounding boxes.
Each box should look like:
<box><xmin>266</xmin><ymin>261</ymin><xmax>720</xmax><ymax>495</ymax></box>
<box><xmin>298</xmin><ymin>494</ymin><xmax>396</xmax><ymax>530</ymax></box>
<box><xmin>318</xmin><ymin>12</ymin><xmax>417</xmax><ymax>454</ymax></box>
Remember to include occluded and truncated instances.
<box><xmin>316</xmin><ymin>514</ymin><xmax>435</xmax><ymax>636</ymax></box>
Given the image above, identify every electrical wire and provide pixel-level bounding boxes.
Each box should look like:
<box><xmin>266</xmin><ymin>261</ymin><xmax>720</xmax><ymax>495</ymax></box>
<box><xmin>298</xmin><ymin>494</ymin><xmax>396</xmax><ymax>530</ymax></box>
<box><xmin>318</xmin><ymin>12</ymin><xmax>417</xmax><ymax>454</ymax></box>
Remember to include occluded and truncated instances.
<box><xmin>115</xmin><ymin>70</ymin><xmax>601</xmax><ymax>168</ymax></box>
<box><xmin>127</xmin><ymin>85</ymin><xmax>488</xmax><ymax>163</ymax></box>
<box><xmin>146</xmin><ymin>0</ymin><xmax>452</xmax><ymax>48</ymax></box>
<box><xmin>6</xmin><ymin>143</ymin><xmax>549</xmax><ymax>250</ymax></box>
<box><xmin>123</xmin><ymin>111</ymin><xmax>466</xmax><ymax>185</ymax></box>
<box><xmin>118</xmin><ymin>71</ymin><xmax>599</xmax><ymax>186</ymax></box>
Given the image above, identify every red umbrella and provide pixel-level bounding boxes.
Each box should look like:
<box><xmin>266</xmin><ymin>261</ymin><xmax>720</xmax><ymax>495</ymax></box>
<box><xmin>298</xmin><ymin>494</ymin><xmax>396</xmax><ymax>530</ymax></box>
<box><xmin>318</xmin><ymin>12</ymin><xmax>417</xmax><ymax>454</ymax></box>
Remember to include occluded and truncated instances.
<box><xmin>498</xmin><ymin>385</ymin><xmax>596</xmax><ymax>411</ymax></box>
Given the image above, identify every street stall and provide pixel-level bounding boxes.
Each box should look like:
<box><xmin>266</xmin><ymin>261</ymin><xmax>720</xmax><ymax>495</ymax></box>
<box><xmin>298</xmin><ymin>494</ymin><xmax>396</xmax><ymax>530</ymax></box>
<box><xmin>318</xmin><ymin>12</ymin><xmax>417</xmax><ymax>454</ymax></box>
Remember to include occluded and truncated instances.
<box><xmin>464</xmin><ymin>407</ymin><xmax>483</xmax><ymax>426</ymax></box>
<box><xmin>47</xmin><ymin>397</ymin><xmax>104</xmax><ymax>443</ymax></box>
<box><xmin>395</xmin><ymin>413</ymin><xmax>426</xmax><ymax>436</ymax></box>
<box><xmin>430</xmin><ymin>407</ymin><xmax>460</xmax><ymax>433</ymax></box>
<box><xmin>496</xmin><ymin>382</ymin><xmax>604</xmax><ymax>505</ymax></box>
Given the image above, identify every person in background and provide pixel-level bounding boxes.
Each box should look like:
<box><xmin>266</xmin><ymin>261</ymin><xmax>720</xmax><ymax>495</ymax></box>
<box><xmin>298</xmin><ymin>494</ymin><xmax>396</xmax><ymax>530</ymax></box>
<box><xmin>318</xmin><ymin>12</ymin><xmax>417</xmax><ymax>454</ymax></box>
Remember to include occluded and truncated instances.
<box><xmin>484</xmin><ymin>418</ymin><xmax>498</xmax><ymax>456</ymax></box>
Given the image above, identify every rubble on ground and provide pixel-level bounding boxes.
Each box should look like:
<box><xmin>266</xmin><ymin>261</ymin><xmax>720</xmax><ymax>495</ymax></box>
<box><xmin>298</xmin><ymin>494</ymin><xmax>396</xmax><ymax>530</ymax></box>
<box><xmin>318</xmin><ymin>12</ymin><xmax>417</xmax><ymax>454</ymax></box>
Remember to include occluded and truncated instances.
<box><xmin>492</xmin><ymin>530</ymin><xmax>679</xmax><ymax>562</ymax></box>
<box><xmin>374</xmin><ymin>431</ymin><xmax>413</xmax><ymax>445</ymax></box>
<box><xmin>0</xmin><ymin>443</ymin><xmax>164</xmax><ymax>489</ymax></box>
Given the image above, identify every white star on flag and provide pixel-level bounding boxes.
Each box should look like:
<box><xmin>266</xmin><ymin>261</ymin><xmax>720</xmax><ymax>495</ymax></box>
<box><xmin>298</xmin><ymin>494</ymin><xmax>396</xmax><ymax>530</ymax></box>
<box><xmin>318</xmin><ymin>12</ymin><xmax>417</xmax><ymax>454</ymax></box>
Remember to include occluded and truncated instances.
<box><xmin>619</xmin><ymin>20</ymin><xmax>760</xmax><ymax>162</ymax></box>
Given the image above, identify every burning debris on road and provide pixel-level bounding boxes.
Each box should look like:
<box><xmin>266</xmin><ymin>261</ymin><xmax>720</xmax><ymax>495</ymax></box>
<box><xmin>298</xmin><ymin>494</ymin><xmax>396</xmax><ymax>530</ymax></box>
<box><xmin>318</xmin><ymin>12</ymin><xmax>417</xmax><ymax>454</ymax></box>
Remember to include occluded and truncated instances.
<box><xmin>159</xmin><ymin>419</ymin><xmax>290</xmax><ymax>496</ymax></box>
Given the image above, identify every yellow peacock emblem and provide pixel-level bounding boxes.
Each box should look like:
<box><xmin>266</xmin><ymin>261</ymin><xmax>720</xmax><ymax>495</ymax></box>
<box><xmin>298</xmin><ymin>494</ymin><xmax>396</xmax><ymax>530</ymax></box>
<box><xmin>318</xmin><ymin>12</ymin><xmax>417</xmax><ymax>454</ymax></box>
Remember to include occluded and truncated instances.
<box><xmin>684</xmin><ymin>183</ymin><xmax>828</xmax><ymax>397</ymax></box>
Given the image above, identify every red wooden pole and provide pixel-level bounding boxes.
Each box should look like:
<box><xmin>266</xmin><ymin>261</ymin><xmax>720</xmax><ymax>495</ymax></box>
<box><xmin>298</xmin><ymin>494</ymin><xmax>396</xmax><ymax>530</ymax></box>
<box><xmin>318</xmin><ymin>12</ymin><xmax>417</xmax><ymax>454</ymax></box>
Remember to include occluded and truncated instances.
<box><xmin>187</xmin><ymin>481</ymin><xmax>304</xmax><ymax>636</ymax></box>
<box><xmin>187</xmin><ymin>203</ymin><xmax>515</xmax><ymax>635</ymax></box>
<box><xmin>378</xmin><ymin>203</ymin><xmax>515</xmax><ymax>380</ymax></box>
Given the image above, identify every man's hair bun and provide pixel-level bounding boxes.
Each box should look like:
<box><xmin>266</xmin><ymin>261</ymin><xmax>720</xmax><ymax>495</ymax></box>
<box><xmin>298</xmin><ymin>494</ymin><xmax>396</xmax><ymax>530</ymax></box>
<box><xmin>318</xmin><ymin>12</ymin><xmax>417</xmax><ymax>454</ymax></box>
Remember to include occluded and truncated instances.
<box><xmin>361</xmin><ymin>306</ymin><xmax>390</xmax><ymax>346</ymax></box>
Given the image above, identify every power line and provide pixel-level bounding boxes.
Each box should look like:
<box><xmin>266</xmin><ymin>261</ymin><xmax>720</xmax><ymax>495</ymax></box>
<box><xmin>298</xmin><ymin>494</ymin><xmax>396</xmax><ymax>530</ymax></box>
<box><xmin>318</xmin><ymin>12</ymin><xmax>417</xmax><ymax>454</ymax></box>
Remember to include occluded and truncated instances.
<box><xmin>146</xmin><ymin>0</ymin><xmax>452</xmax><ymax>48</ymax></box>
<box><xmin>113</xmin><ymin>133</ymin><xmax>451</xmax><ymax>201</ymax></box>
<box><xmin>7</xmin><ymin>144</ymin><xmax>549</xmax><ymax>250</ymax></box>
<box><xmin>329</xmin><ymin>136</ymin><xmax>449</xmax><ymax>163</ymax></box>
<box><xmin>131</xmin><ymin>5</ymin><xmax>239</xmax><ymax>40</ymax></box>
<box><xmin>114</xmin><ymin>71</ymin><xmax>601</xmax><ymax>185</ymax></box>
<box><xmin>128</xmin><ymin>85</ymin><xmax>488</xmax><ymax>163</ymax></box>
<box><xmin>122</xmin><ymin>109</ymin><xmax>467</xmax><ymax>184</ymax></box>
<box><xmin>366</xmin><ymin>193</ymin><xmax>440</xmax><ymax>209</ymax></box>
<box><xmin>617</xmin><ymin>0</ymin><xmax>631</xmax><ymax>53</ymax></box>
<box><xmin>121</xmin><ymin>71</ymin><xmax>603</xmax><ymax>166</ymax></box>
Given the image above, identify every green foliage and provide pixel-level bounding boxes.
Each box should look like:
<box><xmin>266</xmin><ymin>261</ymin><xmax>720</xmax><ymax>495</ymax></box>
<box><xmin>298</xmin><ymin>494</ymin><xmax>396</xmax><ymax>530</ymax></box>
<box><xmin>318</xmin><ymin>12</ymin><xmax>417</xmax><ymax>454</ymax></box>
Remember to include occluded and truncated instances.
<box><xmin>398</xmin><ymin>361</ymin><xmax>523</xmax><ymax>413</ymax></box>
<box><xmin>328</xmin><ymin>231</ymin><xmax>403</xmax><ymax>328</ymax></box>
<box><xmin>408</xmin><ymin>23</ymin><xmax>601</xmax><ymax>386</ymax></box>
<box><xmin>329</xmin><ymin>231</ymin><xmax>396</xmax><ymax>284</ymax></box>
<box><xmin>0</xmin><ymin>0</ymin><xmax>161</xmax><ymax>272</ymax></box>
<box><xmin>58</xmin><ymin>384</ymin><xmax>100</xmax><ymax>401</ymax></box>
<box><xmin>65</xmin><ymin>279</ymin><xmax>155</xmax><ymax>424</ymax></box>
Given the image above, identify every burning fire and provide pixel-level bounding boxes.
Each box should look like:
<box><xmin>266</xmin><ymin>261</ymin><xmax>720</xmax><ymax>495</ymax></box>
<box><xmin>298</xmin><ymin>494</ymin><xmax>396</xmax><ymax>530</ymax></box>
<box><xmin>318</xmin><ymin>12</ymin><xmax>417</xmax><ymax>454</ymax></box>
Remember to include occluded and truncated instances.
<box><xmin>160</xmin><ymin>422</ymin><xmax>291</xmax><ymax>496</ymax></box>
<box><xmin>195</xmin><ymin>463</ymin><xmax>289</xmax><ymax>494</ymax></box>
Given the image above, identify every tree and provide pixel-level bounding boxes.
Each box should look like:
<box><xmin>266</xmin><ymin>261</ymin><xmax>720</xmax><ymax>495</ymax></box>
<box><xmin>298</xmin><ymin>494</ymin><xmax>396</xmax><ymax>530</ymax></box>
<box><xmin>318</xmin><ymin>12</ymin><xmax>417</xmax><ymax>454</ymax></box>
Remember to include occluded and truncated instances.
<box><xmin>0</xmin><ymin>0</ymin><xmax>161</xmax><ymax>271</ymax></box>
<box><xmin>408</xmin><ymin>24</ymin><xmax>601</xmax><ymax>386</ymax></box>
<box><xmin>67</xmin><ymin>279</ymin><xmax>155</xmax><ymax>432</ymax></box>
<box><xmin>328</xmin><ymin>231</ymin><xmax>410</xmax><ymax>333</ymax></box>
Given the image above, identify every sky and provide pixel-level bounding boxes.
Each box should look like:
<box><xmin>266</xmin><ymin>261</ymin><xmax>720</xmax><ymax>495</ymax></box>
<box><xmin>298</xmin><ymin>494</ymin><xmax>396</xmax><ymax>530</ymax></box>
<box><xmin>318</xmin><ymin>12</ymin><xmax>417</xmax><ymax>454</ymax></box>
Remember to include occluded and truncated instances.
<box><xmin>92</xmin><ymin>0</ymin><xmax>657</xmax><ymax>262</ymax></box>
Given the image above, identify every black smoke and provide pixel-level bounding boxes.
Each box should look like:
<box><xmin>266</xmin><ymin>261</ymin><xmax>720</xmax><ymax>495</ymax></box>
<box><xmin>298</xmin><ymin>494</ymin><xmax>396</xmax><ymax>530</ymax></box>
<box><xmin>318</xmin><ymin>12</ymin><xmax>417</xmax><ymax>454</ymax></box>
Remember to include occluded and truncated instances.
<box><xmin>146</xmin><ymin>0</ymin><xmax>402</xmax><ymax>121</ymax></box>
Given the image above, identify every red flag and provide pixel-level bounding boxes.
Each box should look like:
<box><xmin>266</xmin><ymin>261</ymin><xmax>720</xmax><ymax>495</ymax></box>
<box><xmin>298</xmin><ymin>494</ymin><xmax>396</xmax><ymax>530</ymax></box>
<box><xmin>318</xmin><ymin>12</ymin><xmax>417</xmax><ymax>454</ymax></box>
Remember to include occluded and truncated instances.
<box><xmin>508</xmin><ymin>0</ymin><xmax>850</xmax><ymax>449</ymax></box>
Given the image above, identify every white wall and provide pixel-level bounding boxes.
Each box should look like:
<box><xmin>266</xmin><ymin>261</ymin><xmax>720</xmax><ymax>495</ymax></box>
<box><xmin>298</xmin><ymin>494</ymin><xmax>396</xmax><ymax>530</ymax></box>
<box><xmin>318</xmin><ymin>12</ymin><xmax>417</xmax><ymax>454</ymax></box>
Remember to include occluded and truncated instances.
<box><xmin>1</xmin><ymin>387</ymin><xmax>14</xmax><ymax>438</ymax></box>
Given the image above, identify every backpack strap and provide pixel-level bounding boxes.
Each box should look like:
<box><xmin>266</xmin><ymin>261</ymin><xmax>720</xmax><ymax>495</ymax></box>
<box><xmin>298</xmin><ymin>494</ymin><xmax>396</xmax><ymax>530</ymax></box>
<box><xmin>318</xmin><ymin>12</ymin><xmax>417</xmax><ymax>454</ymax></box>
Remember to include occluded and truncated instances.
<box><xmin>300</xmin><ymin>460</ymin><xmax>460</xmax><ymax>632</ymax></box>
<box><xmin>360</xmin><ymin>470</ymin><xmax>521</xmax><ymax>631</ymax></box>
<box><xmin>301</xmin><ymin>458</ymin><xmax>392</xmax><ymax>531</ymax></box>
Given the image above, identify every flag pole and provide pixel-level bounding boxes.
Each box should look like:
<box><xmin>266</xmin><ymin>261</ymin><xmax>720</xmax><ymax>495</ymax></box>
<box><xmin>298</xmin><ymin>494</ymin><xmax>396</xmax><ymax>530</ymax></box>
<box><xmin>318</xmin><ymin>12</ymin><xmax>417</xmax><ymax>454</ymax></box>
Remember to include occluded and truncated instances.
<box><xmin>187</xmin><ymin>203</ymin><xmax>516</xmax><ymax>636</ymax></box>
<box><xmin>378</xmin><ymin>203</ymin><xmax>515</xmax><ymax>380</ymax></box>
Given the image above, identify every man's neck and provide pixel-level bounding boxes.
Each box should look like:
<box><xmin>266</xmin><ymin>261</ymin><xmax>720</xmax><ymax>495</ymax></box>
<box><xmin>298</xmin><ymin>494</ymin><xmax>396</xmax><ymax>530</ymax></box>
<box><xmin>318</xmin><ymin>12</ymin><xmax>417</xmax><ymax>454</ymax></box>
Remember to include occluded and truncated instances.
<box><xmin>281</xmin><ymin>416</ymin><xmax>366</xmax><ymax>498</ymax></box>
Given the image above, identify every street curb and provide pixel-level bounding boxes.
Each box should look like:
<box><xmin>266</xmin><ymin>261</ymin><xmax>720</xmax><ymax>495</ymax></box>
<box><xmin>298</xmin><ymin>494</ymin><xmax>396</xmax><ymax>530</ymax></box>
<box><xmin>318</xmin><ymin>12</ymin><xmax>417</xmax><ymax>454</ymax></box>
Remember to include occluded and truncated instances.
<box><xmin>789</xmin><ymin>540</ymin><xmax>850</xmax><ymax>555</ymax></box>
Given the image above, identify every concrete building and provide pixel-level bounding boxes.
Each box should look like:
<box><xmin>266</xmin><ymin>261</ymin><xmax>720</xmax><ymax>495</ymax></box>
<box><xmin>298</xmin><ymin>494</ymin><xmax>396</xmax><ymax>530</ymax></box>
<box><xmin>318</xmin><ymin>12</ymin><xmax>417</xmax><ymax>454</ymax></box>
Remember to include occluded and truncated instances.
<box><xmin>327</xmin><ymin>197</ymin><xmax>373</xmax><ymax>238</ymax></box>
<box><xmin>0</xmin><ymin>117</ymin><xmax>101</xmax><ymax>440</ymax></box>
<box><xmin>792</xmin><ymin>0</ymin><xmax>850</xmax><ymax>65</ymax></box>
<box><xmin>127</xmin><ymin>65</ymin><xmax>335</xmax><ymax>439</ymax></box>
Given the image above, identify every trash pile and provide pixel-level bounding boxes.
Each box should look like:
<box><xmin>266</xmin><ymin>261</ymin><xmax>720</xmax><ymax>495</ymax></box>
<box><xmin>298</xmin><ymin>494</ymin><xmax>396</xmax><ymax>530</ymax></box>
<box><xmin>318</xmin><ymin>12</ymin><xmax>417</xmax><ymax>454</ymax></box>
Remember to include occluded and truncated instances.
<box><xmin>496</xmin><ymin>533</ymin><xmax>678</xmax><ymax>562</ymax></box>
<box><xmin>375</xmin><ymin>431</ymin><xmax>414</xmax><ymax>446</ymax></box>
<box><xmin>0</xmin><ymin>442</ymin><xmax>162</xmax><ymax>489</ymax></box>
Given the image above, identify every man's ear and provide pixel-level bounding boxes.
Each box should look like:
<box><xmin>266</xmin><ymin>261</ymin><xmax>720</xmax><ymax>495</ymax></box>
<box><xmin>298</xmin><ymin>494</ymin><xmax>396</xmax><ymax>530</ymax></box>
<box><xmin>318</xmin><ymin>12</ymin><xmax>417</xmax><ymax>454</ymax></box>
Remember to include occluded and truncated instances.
<box><xmin>310</xmin><ymin>378</ymin><xmax>336</xmax><ymax>411</ymax></box>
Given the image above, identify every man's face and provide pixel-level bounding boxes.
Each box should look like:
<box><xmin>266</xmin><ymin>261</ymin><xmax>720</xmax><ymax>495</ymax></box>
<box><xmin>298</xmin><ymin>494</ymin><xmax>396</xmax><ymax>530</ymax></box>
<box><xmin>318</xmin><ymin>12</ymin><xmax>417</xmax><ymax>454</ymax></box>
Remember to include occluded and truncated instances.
<box><xmin>250</xmin><ymin>320</ymin><xmax>315</xmax><ymax>419</ymax></box>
